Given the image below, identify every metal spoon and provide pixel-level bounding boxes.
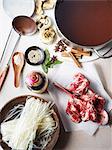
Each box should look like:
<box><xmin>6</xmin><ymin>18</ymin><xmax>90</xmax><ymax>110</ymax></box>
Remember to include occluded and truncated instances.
<box><xmin>0</xmin><ymin>16</ymin><xmax>37</xmax><ymax>91</ymax></box>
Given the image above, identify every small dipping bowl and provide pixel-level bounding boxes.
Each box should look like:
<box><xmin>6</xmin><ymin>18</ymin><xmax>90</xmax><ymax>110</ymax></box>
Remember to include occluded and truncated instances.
<box><xmin>25</xmin><ymin>71</ymin><xmax>48</xmax><ymax>94</ymax></box>
<box><xmin>25</xmin><ymin>46</ymin><xmax>45</xmax><ymax>65</ymax></box>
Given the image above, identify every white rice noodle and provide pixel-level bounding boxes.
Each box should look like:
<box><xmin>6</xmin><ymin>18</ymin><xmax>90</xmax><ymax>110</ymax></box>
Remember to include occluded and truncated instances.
<box><xmin>1</xmin><ymin>97</ymin><xmax>57</xmax><ymax>150</ymax></box>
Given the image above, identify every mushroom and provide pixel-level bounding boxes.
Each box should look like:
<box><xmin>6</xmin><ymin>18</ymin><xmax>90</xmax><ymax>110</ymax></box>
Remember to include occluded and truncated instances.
<box><xmin>35</xmin><ymin>0</ymin><xmax>43</xmax><ymax>15</ymax></box>
<box><xmin>40</xmin><ymin>27</ymin><xmax>56</xmax><ymax>44</ymax></box>
<box><xmin>36</xmin><ymin>15</ymin><xmax>51</xmax><ymax>31</ymax></box>
<box><xmin>43</xmin><ymin>0</ymin><xmax>56</xmax><ymax>10</ymax></box>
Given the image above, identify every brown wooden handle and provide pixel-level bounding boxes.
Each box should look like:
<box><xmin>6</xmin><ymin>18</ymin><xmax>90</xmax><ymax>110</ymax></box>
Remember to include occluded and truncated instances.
<box><xmin>0</xmin><ymin>65</ymin><xmax>9</xmax><ymax>91</ymax></box>
<box><xmin>14</xmin><ymin>70</ymin><xmax>21</xmax><ymax>88</ymax></box>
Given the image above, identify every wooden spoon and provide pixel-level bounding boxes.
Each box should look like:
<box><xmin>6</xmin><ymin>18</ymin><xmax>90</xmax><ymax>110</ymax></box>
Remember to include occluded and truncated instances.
<box><xmin>0</xmin><ymin>16</ymin><xmax>37</xmax><ymax>91</ymax></box>
<box><xmin>12</xmin><ymin>52</ymin><xmax>24</xmax><ymax>88</ymax></box>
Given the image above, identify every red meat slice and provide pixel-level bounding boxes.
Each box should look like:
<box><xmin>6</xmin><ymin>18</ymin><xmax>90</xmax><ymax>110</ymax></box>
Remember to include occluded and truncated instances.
<box><xmin>94</xmin><ymin>95</ymin><xmax>106</xmax><ymax>112</ymax></box>
<box><xmin>66</xmin><ymin>101</ymin><xmax>81</xmax><ymax>123</ymax></box>
<box><xmin>80</xmin><ymin>101</ymin><xmax>97</xmax><ymax>121</ymax></box>
<box><xmin>80</xmin><ymin>88</ymin><xmax>96</xmax><ymax>102</ymax></box>
<box><xmin>68</xmin><ymin>73</ymin><xmax>90</xmax><ymax>95</ymax></box>
<box><xmin>66</xmin><ymin>73</ymin><xmax>108</xmax><ymax>124</ymax></box>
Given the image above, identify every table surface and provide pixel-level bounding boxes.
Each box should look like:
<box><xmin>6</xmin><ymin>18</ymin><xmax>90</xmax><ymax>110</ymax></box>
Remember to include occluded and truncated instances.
<box><xmin>0</xmin><ymin>0</ymin><xmax>112</xmax><ymax>150</ymax></box>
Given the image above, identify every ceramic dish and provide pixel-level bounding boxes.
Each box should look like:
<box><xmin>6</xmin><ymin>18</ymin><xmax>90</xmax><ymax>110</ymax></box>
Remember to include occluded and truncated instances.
<box><xmin>3</xmin><ymin>0</ymin><xmax>35</xmax><ymax>18</ymax></box>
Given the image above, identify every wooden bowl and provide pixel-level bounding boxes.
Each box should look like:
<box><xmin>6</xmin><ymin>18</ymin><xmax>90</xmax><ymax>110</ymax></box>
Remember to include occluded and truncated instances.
<box><xmin>0</xmin><ymin>95</ymin><xmax>60</xmax><ymax>150</ymax></box>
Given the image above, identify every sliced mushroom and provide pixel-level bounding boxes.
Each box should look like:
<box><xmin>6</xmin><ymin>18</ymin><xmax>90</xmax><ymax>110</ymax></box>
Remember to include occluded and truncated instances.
<box><xmin>35</xmin><ymin>0</ymin><xmax>43</xmax><ymax>16</ymax></box>
<box><xmin>36</xmin><ymin>15</ymin><xmax>51</xmax><ymax>31</ymax></box>
<box><xmin>40</xmin><ymin>27</ymin><xmax>56</xmax><ymax>44</ymax></box>
<box><xmin>43</xmin><ymin>0</ymin><xmax>56</xmax><ymax>10</ymax></box>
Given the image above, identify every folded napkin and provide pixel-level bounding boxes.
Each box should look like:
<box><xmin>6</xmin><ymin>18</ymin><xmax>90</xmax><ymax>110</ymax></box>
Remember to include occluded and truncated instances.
<box><xmin>48</xmin><ymin>61</ymin><xmax>112</xmax><ymax>135</ymax></box>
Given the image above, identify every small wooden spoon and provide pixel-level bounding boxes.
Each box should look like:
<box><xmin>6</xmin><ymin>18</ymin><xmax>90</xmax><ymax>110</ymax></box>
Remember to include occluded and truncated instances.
<box><xmin>12</xmin><ymin>52</ymin><xmax>24</xmax><ymax>88</ymax></box>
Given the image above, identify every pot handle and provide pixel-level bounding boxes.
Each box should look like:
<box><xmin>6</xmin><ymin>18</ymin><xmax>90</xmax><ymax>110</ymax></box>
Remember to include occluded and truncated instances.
<box><xmin>91</xmin><ymin>47</ymin><xmax>112</xmax><ymax>59</ymax></box>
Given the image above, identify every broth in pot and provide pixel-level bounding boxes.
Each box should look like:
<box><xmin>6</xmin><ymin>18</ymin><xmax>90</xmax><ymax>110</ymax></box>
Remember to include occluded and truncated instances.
<box><xmin>55</xmin><ymin>0</ymin><xmax>112</xmax><ymax>46</ymax></box>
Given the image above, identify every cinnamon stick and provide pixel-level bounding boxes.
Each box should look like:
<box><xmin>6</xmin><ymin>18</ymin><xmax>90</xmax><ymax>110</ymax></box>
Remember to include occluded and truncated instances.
<box><xmin>61</xmin><ymin>51</ymin><xmax>69</xmax><ymax>57</ymax></box>
<box><xmin>61</xmin><ymin>51</ymin><xmax>82</xmax><ymax>59</ymax></box>
<box><xmin>71</xmin><ymin>48</ymin><xmax>92</xmax><ymax>56</ymax></box>
<box><xmin>69</xmin><ymin>51</ymin><xmax>82</xmax><ymax>68</ymax></box>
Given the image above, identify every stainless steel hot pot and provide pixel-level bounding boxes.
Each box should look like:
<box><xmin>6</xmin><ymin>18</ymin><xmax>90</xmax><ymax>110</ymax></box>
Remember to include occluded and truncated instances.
<box><xmin>54</xmin><ymin>0</ymin><xmax>112</xmax><ymax>59</ymax></box>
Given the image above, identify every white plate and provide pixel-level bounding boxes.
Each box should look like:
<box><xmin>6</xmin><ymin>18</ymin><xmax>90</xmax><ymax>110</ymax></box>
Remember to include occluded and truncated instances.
<box><xmin>3</xmin><ymin>0</ymin><xmax>35</xmax><ymax>19</ymax></box>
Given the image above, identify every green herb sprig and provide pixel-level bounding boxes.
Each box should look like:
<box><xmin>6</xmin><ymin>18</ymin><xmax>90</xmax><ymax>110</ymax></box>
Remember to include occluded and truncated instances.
<box><xmin>42</xmin><ymin>49</ymin><xmax>62</xmax><ymax>73</ymax></box>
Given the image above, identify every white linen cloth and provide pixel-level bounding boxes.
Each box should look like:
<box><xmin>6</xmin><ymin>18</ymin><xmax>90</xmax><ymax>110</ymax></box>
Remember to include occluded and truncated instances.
<box><xmin>48</xmin><ymin>61</ymin><xmax>112</xmax><ymax>135</ymax></box>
